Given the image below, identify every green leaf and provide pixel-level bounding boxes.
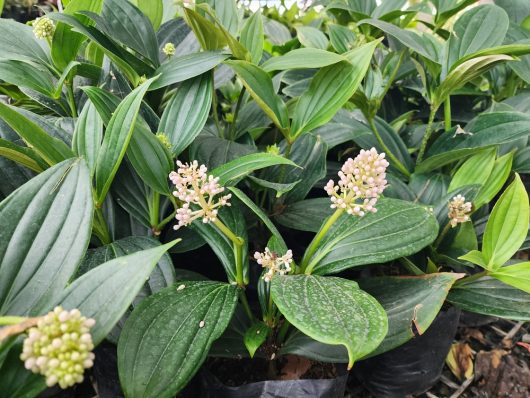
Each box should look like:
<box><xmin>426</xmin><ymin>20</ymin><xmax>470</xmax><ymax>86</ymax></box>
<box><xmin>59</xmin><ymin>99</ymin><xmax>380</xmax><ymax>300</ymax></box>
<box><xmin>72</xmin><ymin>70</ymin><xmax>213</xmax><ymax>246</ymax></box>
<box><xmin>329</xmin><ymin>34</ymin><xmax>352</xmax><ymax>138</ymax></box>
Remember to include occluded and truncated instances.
<box><xmin>0</xmin><ymin>159</ymin><xmax>92</xmax><ymax>316</ymax></box>
<box><xmin>444</xmin><ymin>5</ymin><xmax>509</xmax><ymax>75</ymax></box>
<box><xmin>0</xmin><ymin>103</ymin><xmax>73</xmax><ymax>166</ymax></box>
<box><xmin>211</xmin><ymin>153</ymin><xmax>298</xmax><ymax>186</ymax></box>
<box><xmin>357</xmin><ymin>19</ymin><xmax>440</xmax><ymax>62</ymax></box>
<box><xmin>482</xmin><ymin>174</ymin><xmax>529</xmax><ymax>269</ymax></box>
<box><xmin>247</xmin><ymin>176</ymin><xmax>300</xmax><ymax>197</ymax></box>
<box><xmin>262</xmin><ymin>48</ymin><xmax>347</xmax><ymax>72</ymax></box>
<box><xmin>296</xmin><ymin>26</ymin><xmax>329</xmax><ymax>49</ymax></box>
<box><xmin>226</xmin><ymin>60</ymin><xmax>289</xmax><ymax>131</ymax></box>
<box><xmin>244</xmin><ymin>322</ymin><xmax>270</xmax><ymax>358</ymax></box>
<box><xmin>328</xmin><ymin>24</ymin><xmax>356</xmax><ymax>53</ymax></box>
<box><xmin>271</xmin><ymin>275</ymin><xmax>387</xmax><ymax>369</ymax></box>
<box><xmin>290</xmin><ymin>41</ymin><xmax>379</xmax><ymax>138</ymax></box>
<box><xmin>417</xmin><ymin>112</ymin><xmax>530</xmax><ymax>173</ymax></box>
<box><xmin>474</xmin><ymin>151</ymin><xmax>514</xmax><ymax>209</ymax></box>
<box><xmin>458</xmin><ymin>250</ymin><xmax>488</xmax><ymax>268</ymax></box>
<box><xmin>118</xmin><ymin>281</ymin><xmax>238</xmax><ymax>398</ymax></box>
<box><xmin>448</xmin><ymin>148</ymin><xmax>497</xmax><ymax>192</ymax></box>
<box><xmin>495</xmin><ymin>0</ymin><xmax>530</xmax><ymax>24</ymax></box>
<box><xmin>151</xmin><ymin>51</ymin><xmax>229</xmax><ymax>90</ymax></box>
<box><xmin>490</xmin><ymin>262</ymin><xmax>530</xmax><ymax>294</ymax></box>
<box><xmin>200</xmin><ymin>0</ymin><xmax>239</xmax><ymax>36</ymax></box>
<box><xmin>183</xmin><ymin>7</ymin><xmax>227</xmax><ymax>50</ymax></box>
<box><xmin>0</xmin><ymin>60</ymin><xmax>55</xmax><ymax>96</ymax></box>
<box><xmin>304</xmin><ymin>198</ymin><xmax>439</xmax><ymax>275</ymax></box>
<box><xmin>275</xmin><ymin>198</ymin><xmax>333</xmax><ymax>232</ymax></box>
<box><xmin>99</xmin><ymin>0</ymin><xmax>160</xmax><ymax>65</ymax></box>
<box><xmin>240</xmin><ymin>10</ymin><xmax>264</xmax><ymax>64</ymax></box>
<box><xmin>436</xmin><ymin>55</ymin><xmax>514</xmax><ymax>105</ymax></box>
<box><xmin>95</xmin><ymin>76</ymin><xmax>157</xmax><ymax>206</ymax></box>
<box><xmin>0</xmin><ymin>138</ymin><xmax>46</xmax><ymax>173</ymax></box>
<box><xmin>51</xmin><ymin>0</ymin><xmax>104</xmax><ymax>70</ymax></box>
<box><xmin>158</xmin><ymin>73</ymin><xmax>212</xmax><ymax>156</ymax></box>
<box><xmin>0</xmin><ymin>19</ymin><xmax>50</xmax><ymax>65</ymax></box>
<box><xmin>448</xmin><ymin>277</ymin><xmax>530</xmax><ymax>321</ymax></box>
<box><xmin>72</xmin><ymin>100</ymin><xmax>103</xmax><ymax>176</ymax></box>
<box><xmin>228</xmin><ymin>186</ymin><xmax>287</xmax><ymax>249</ymax></box>
<box><xmin>281</xmin><ymin>273</ymin><xmax>461</xmax><ymax>362</ymax></box>
<box><xmin>131</xmin><ymin>0</ymin><xmax>163</xmax><ymax>30</ymax></box>
<box><xmin>59</xmin><ymin>240</ymin><xmax>177</xmax><ymax>345</ymax></box>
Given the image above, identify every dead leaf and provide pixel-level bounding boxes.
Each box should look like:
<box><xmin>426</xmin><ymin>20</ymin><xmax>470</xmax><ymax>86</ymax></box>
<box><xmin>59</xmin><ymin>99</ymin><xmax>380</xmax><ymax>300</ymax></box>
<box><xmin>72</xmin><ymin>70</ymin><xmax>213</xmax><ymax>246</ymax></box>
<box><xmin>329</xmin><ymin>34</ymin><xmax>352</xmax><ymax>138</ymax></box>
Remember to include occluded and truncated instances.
<box><xmin>446</xmin><ymin>343</ymin><xmax>474</xmax><ymax>381</ymax></box>
<box><xmin>516</xmin><ymin>342</ymin><xmax>530</xmax><ymax>354</ymax></box>
<box><xmin>279</xmin><ymin>355</ymin><xmax>312</xmax><ymax>380</ymax></box>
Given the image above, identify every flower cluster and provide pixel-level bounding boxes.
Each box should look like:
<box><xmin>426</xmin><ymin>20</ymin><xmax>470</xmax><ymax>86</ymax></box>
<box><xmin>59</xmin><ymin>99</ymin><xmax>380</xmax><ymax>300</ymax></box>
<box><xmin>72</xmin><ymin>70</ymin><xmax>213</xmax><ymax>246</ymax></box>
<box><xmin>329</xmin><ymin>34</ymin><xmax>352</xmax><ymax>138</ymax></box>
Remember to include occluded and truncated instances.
<box><xmin>325</xmin><ymin>148</ymin><xmax>389</xmax><ymax>216</ymax></box>
<box><xmin>169</xmin><ymin>161</ymin><xmax>231</xmax><ymax>230</ymax></box>
<box><xmin>156</xmin><ymin>133</ymin><xmax>172</xmax><ymax>149</ymax></box>
<box><xmin>20</xmin><ymin>306</ymin><xmax>95</xmax><ymax>389</ymax></box>
<box><xmin>448</xmin><ymin>194</ymin><xmax>472</xmax><ymax>227</ymax></box>
<box><xmin>254</xmin><ymin>248</ymin><xmax>293</xmax><ymax>282</ymax></box>
<box><xmin>162</xmin><ymin>42</ymin><xmax>176</xmax><ymax>57</ymax></box>
<box><xmin>33</xmin><ymin>16</ymin><xmax>55</xmax><ymax>39</ymax></box>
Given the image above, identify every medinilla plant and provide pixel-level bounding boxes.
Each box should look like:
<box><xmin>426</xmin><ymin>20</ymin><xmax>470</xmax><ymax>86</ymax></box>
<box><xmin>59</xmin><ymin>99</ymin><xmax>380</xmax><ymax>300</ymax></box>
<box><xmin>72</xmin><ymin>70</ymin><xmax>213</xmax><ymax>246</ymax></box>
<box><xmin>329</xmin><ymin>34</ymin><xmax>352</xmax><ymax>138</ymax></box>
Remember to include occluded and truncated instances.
<box><xmin>0</xmin><ymin>0</ymin><xmax>529</xmax><ymax>397</ymax></box>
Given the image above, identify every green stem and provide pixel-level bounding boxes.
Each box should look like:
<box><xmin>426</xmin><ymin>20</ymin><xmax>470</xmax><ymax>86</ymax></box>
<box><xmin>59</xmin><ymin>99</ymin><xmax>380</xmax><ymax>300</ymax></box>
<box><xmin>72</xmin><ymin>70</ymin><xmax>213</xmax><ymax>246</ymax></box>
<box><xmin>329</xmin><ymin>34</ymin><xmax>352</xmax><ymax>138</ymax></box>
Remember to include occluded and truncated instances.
<box><xmin>0</xmin><ymin>316</ymin><xmax>27</xmax><ymax>326</ymax></box>
<box><xmin>229</xmin><ymin>87</ymin><xmax>246</xmax><ymax>139</ymax></box>
<box><xmin>301</xmin><ymin>208</ymin><xmax>344</xmax><ymax>274</ymax></box>
<box><xmin>239</xmin><ymin>290</ymin><xmax>254</xmax><ymax>321</ymax></box>
<box><xmin>444</xmin><ymin>97</ymin><xmax>451</xmax><ymax>132</ymax></box>
<box><xmin>455</xmin><ymin>270</ymin><xmax>488</xmax><ymax>286</ymax></box>
<box><xmin>149</xmin><ymin>191</ymin><xmax>160</xmax><ymax>229</ymax></box>
<box><xmin>381</xmin><ymin>50</ymin><xmax>405</xmax><ymax>99</ymax></box>
<box><xmin>211</xmin><ymin>71</ymin><xmax>222</xmax><ymax>137</ymax></box>
<box><xmin>417</xmin><ymin>104</ymin><xmax>438</xmax><ymax>163</ymax></box>
<box><xmin>277</xmin><ymin>318</ymin><xmax>291</xmax><ymax>343</ymax></box>
<box><xmin>156</xmin><ymin>210</ymin><xmax>177</xmax><ymax>231</ymax></box>
<box><xmin>94</xmin><ymin>207</ymin><xmax>111</xmax><ymax>245</ymax></box>
<box><xmin>367</xmin><ymin>117</ymin><xmax>411</xmax><ymax>178</ymax></box>
<box><xmin>213</xmin><ymin>219</ymin><xmax>246</xmax><ymax>286</ymax></box>
<box><xmin>433</xmin><ymin>221</ymin><xmax>452</xmax><ymax>249</ymax></box>
<box><xmin>66</xmin><ymin>82</ymin><xmax>77</xmax><ymax>118</ymax></box>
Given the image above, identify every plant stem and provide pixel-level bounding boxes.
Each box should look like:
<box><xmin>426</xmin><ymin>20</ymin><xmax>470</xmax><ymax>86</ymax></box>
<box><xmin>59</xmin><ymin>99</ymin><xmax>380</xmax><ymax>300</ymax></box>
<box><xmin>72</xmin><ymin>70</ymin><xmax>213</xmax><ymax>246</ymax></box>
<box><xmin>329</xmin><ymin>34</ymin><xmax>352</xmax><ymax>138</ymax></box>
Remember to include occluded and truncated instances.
<box><xmin>0</xmin><ymin>317</ymin><xmax>39</xmax><ymax>342</ymax></box>
<box><xmin>433</xmin><ymin>221</ymin><xmax>452</xmax><ymax>249</ymax></box>
<box><xmin>0</xmin><ymin>316</ymin><xmax>27</xmax><ymax>326</ymax></box>
<box><xmin>156</xmin><ymin>210</ymin><xmax>177</xmax><ymax>231</ymax></box>
<box><xmin>300</xmin><ymin>208</ymin><xmax>344</xmax><ymax>274</ymax></box>
<box><xmin>66</xmin><ymin>82</ymin><xmax>77</xmax><ymax>118</ymax></box>
<box><xmin>417</xmin><ymin>104</ymin><xmax>438</xmax><ymax>163</ymax></box>
<box><xmin>455</xmin><ymin>270</ymin><xmax>488</xmax><ymax>286</ymax></box>
<box><xmin>211</xmin><ymin>71</ymin><xmax>222</xmax><ymax>137</ymax></box>
<box><xmin>444</xmin><ymin>97</ymin><xmax>451</xmax><ymax>132</ymax></box>
<box><xmin>277</xmin><ymin>318</ymin><xmax>291</xmax><ymax>343</ymax></box>
<box><xmin>149</xmin><ymin>191</ymin><xmax>160</xmax><ymax>231</ymax></box>
<box><xmin>94</xmin><ymin>207</ymin><xmax>111</xmax><ymax>245</ymax></box>
<box><xmin>367</xmin><ymin>117</ymin><xmax>411</xmax><ymax>178</ymax></box>
<box><xmin>229</xmin><ymin>87</ymin><xmax>246</xmax><ymax>139</ymax></box>
<box><xmin>213</xmin><ymin>219</ymin><xmax>246</xmax><ymax>286</ymax></box>
<box><xmin>239</xmin><ymin>290</ymin><xmax>254</xmax><ymax>321</ymax></box>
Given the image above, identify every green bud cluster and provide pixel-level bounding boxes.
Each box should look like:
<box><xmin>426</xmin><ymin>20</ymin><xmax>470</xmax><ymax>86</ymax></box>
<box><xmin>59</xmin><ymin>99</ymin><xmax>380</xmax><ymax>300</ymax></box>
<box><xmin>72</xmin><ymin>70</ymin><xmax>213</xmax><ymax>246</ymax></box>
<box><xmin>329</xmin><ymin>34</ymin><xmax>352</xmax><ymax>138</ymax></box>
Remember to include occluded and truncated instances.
<box><xmin>33</xmin><ymin>16</ymin><xmax>55</xmax><ymax>39</ymax></box>
<box><xmin>20</xmin><ymin>306</ymin><xmax>96</xmax><ymax>389</ymax></box>
<box><xmin>162</xmin><ymin>42</ymin><xmax>176</xmax><ymax>57</ymax></box>
<box><xmin>156</xmin><ymin>133</ymin><xmax>172</xmax><ymax>149</ymax></box>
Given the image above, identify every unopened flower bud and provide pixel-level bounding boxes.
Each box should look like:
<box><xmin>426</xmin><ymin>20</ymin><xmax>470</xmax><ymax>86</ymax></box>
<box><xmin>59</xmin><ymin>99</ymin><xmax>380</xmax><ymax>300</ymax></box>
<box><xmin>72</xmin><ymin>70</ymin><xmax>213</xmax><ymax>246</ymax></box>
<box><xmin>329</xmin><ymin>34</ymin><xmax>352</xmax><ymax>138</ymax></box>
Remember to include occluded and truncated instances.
<box><xmin>448</xmin><ymin>195</ymin><xmax>472</xmax><ymax>227</ymax></box>
<box><xmin>162</xmin><ymin>42</ymin><xmax>176</xmax><ymax>57</ymax></box>
<box><xmin>33</xmin><ymin>16</ymin><xmax>55</xmax><ymax>39</ymax></box>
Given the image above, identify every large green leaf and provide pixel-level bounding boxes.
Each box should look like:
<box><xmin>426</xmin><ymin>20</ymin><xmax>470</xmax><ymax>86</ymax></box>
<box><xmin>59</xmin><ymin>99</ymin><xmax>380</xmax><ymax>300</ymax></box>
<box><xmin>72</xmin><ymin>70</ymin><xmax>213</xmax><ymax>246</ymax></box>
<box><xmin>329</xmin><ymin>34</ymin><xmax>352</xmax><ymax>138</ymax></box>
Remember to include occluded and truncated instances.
<box><xmin>118</xmin><ymin>281</ymin><xmax>238</xmax><ymax>398</ymax></box>
<box><xmin>495</xmin><ymin>0</ymin><xmax>530</xmax><ymax>24</ymax></box>
<box><xmin>289</xmin><ymin>41</ymin><xmax>379</xmax><ymax>138</ymax></box>
<box><xmin>448</xmin><ymin>277</ymin><xmax>530</xmax><ymax>321</ymax></box>
<box><xmin>58</xmin><ymin>240</ymin><xmax>177</xmax><ymax>345</ymax></box>
<box><xmin>482</xmin><ymin>174</ymin><xmax>529</xmax><ymax>269</ymax></box>
<box><xmin>0</xmin><ymin>19</ymin><xmax>50</xmax><ymax>65</ymax></box>
<box><xmin>95</xmin><ymin>76</ymin><xmax>157</xmax><ymax>206</ymax></box>
<box><xmin>0</xmin><ymin>103</ymin><xmax>73</xmax><ymax>166</ymax></box>
<box><xmin>271</xmin><ymin>275</ymin><xmax>387</xmax><ymax>368</ymax></box>
<box><xmin>296</xmin><ymin>26</ymin><xmax>329</xmax><ymax>49</ymax></box>
<box><xmin>303</xmin><ymin>198</ymin><xmax>438</xmax><ymax>275</ymax></box>
<box><xmin>281</xmin><ymin>273</ymin><xmax>460</xmax><ymax>362</ymax></box>
<box><xmin>262</xmin><ymin>48</ymin><xmax>346</xmax><ymax>72</ymax></box>
<box><xmin>240</xmin><ymin>10</ymin><xmax>264</xmax><ymax>64</ymax></box>
<box><xmin>200</xmin><ymin>0</ymin><xmax>239</xmax><ymax>36</ymax></box>
<box><xmin>210</xmin><ymin>153</ymin><xmax>298</xmax><ymax>186</ymax></box>
<box><xmin>226</xmin><ymin>60</ymin><xmax>289</xmax><ymax>131</ymax></box>
<box><xmin>474</xmin><ymin>151</ymin><xmax>513</xmax><ymax>209</ymax></box>
<box><xmin>417</xmin><ymin>112</ymin><xmax>530</xmax><ymax>173</ymax></box>
<box><xmin>0</xmin><ymin>60</ymin><xmax>55</xmax><ymax>97</ymax></box>
<box><xmin>72</xmin><ymin>100</ymin><xmax>103</xmax><ymax>176</ymax></box>
<box><xmin>0</xmin><ymin>138</ymin><xmax>46</xmax><ymax>173</ymax></box>
<box><xmin>491</xmin><ymin>262</ymin><xmax>530</xmax><ymax>294</ymax></box>
<box><xmin>0</xmin><ymin>159</ymin><xmax>92</xmax><ymax>316</ymax></box>
<box><xmin>131</xmin><ymin>0</ymin><xmax>163</xmax><ymax>30</ymax></box>
<box><xmin>51</xmin><ymin>0</ymin><xmax>104</xmax><ymax>70</ymax></box>
<box><xmin>275</xmin><ymin>198</ymin><xmax>333</xmax><ymax>232</ymax></box>
<box><xmin>151</xmin><ymin>51</ymin><xmax>229</xmax><ymax>90</ymax></box>
<box><xmin>448</xmin><ymin>148</ymin><xmax>496</xmax><ymax>192</ymax></box>
<box><xmin>158</xmin><ymin>73</ymin><xmax>212</xmax><ymax>156</ymax></box>
<box><xmin>444</xmin><ymin>4</ymin><xmax>509</xmax><ymax>76</ymax></box>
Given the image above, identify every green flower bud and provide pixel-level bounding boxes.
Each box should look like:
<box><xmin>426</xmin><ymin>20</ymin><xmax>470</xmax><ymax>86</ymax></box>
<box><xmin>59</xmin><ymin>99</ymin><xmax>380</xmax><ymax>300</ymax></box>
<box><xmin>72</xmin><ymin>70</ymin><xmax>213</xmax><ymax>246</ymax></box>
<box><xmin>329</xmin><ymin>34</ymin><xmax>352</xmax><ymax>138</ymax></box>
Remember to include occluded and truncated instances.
<box><xmin>162</xmin><ymin>42</ymin><xmax>176</xmax><ymax>57</ymax></box>
<box><xmin>266</xmin><ymin>144</ymin><xmax>280</xmax><ymax>155</ymax></box>
<box><xmin>156</xmin><ymin>133</ymin><xmax>172</xmax><ymax>150</ymax></box>
<box><xmin>33</xmin><ymin>16</ymin><xmax>55</xmax><ymax>40</ymax></box>
<box><xmin>20</xmin><ymin>306</ymin><xmax>96</xmax><ymax>389</ymax></box>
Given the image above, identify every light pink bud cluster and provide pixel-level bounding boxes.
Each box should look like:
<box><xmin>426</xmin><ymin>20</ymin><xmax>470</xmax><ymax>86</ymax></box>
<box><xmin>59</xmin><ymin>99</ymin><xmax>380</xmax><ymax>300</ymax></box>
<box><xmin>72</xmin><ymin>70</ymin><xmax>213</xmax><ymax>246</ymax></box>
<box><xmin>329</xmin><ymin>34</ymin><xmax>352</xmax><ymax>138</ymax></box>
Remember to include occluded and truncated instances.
<box><xmin>448</xmin><ymin>194</ymin><xmax>472</xmax><ymax>227</ymax></box>
<box><xmin>325</xmin><ymin>148</ymin><xmax>389</xmax><ymax>216</ymax></box>
<box><xmin>169</xmin><ymin>160</ymin><xmax>231</xmax><ymax>230</ymax></box>
<box><xmin>254</xmin><ymin>248</ymin><xmax>293</xmax><ymax>282</ymax></box>
<box><xmin>20</xmin><ymin>306</ymin><xmax>95</xmax><ymax>389</ymax></box>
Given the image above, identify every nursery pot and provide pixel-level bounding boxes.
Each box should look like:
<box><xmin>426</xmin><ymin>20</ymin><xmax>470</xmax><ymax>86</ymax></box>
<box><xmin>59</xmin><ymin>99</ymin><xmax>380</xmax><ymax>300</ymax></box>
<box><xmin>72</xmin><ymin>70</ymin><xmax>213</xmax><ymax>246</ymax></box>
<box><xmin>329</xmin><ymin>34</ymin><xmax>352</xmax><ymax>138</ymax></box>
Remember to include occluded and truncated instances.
<box><xmin>200</xmin><ymin>362</ymin><xmax>348</xmax><ymax>398</ymax></box>
<box><xmin>353</xmin><ymin>307</ymin><xmax>461</xmax><ymax>398</ymax></box>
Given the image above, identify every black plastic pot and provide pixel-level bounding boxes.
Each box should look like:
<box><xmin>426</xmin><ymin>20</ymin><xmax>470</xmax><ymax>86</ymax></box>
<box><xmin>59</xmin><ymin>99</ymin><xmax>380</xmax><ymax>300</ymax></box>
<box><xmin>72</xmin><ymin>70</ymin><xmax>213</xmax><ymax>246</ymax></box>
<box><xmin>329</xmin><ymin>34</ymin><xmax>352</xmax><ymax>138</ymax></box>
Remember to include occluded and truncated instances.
<box><xmin>200</xmin><ymin>365</ymin><xmax>348</xmax><ymax>398</ymax></box>
<box><xmin>353</xmin><ymin>307</ymin><xmax>461</xmax><ymax>398</ymax></box>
